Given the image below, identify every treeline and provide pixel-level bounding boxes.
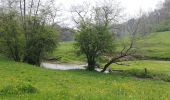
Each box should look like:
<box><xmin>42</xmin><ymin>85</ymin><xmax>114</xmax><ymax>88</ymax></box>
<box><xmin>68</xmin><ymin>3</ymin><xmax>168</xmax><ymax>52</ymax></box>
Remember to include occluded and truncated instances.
<box><xmin>0</xmin><ymin>0</ymin><xmax>59</xmax><ymax>66</ymax></box>
<box><xmin>139</xmin><ymin>0</ymin><xmax>170</xmax><ymax>33</ymax></box>
<box><xmin>152</xmin><ymin>0</ymin><xmax>170</xmax><ymax>32</ymax></box>
<box><xmin>117</xmin><ymin>0</ymin><xmax>170</xmax><ymax>35</ymax></box>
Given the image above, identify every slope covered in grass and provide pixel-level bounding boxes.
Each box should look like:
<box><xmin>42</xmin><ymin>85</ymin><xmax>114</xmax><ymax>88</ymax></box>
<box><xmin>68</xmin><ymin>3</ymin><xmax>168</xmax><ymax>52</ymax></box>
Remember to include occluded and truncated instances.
<box><xmin>0</xmin><ymin>57</ymin><xmax>170</xmax><ymax>99</ymax></box>
<box><xmin>52</xmin><ymin>42</ymin><xmax>85</xmax><ymax>63</ymax></box>
<box><xmin>53</xmin><ymin>31</ymin><xmax>170</xmax><ymax>63</ymax></box>
<box><xmin>137</xmin><ymin>31</ymin><xmax>170</xmax><ymax>58</ymax></box>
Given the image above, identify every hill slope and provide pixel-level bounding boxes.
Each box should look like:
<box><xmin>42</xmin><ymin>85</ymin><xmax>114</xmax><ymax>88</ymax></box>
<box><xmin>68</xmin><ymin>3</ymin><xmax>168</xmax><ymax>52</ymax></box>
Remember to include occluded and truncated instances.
<box><xmin>53</xmin><ymin>31</ymin><xmax>170</xmax><ymax>63</ymax></box>
<box><xmin>138</xmin><ymin>31</ymin><xmax>170</xmax><ymax>59</ymax></box>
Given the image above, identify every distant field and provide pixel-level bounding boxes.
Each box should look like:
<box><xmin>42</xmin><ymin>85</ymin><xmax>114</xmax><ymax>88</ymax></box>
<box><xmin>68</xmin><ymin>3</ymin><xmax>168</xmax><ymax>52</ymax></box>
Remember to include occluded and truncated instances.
<box><xmin>137</xmin><ymin>31</ymin><xmax>170</xmax><ymax>58</ymax></box>
<box><xmin>0</xmin><ymin>57</ymin><xmax>170</xmax><ymax>99</ymax></box>
<box><xmin>53</xmin><ymin>42</ymin><xmax>85</xmax><ymax>63</ymax></box>
<box><xmin>53</xmin><ymin>31</ymin><xmax>170</xmax><ymax>63</ymax></box>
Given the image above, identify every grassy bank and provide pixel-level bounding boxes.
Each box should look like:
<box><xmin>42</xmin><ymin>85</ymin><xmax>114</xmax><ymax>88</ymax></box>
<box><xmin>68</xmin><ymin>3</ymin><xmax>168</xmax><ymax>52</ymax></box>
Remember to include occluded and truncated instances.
<box><xmin>0</xmin><ymin>57</ymin><xmax>170</xmax><ymax>99</ymax></box>
<box><xmin>110</xmin><ymin>60</ymin><xmax>170</xmax><ymax>82</ymax></box>
<box><xmin>111</xmin><ymin>60</ymin><xmax>170</xmax><ymax>74</ymax></box>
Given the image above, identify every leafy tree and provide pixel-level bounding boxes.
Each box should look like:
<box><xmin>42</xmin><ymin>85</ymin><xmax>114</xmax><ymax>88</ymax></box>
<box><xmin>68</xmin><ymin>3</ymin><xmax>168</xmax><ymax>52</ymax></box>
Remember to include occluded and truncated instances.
<box><xmin>75</xmin><ymin>20</ymin><xmax>115</xmax><ymax>71</ymax></box>
<box><xmin>73</xmin><ymin>0</ymin><xmax>121</xmax><ymax>71</ymax></box>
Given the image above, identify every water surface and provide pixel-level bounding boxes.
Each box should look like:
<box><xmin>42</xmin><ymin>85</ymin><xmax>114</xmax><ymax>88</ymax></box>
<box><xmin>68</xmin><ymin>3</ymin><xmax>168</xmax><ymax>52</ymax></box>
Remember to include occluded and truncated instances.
<box><xmin>41</xmin><ymin>62</ymin><xmax>109</xmax><ymax>73</ymax></box>
<box><xmin>41</xmin><ymin>62</ymin><xmax>86</xmax><ymax>70</ymax></box>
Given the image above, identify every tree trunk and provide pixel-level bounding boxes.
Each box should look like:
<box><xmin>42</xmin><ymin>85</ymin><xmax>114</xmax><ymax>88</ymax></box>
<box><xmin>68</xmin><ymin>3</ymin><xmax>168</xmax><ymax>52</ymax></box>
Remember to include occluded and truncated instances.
<box><xmin>87</xmin><ymin>61</ymin><xmax>95</xmax><ymax>71</ymax></box>
<box><xmin>14</xmin><ymin>47</ymin><xmax>21</xmax><ymax>62</ymax></box>
<box><xmin>101</xmin><ymin>60</ymin><xmax>113</xmax><ymax>72</ymax></box>
<box><xmin>101</xmin><ymin>55</ymin><xmax>124</xmax><ymax>72</ymax></box>
<box><xmin>87</xmin><ymin>56</ymin><xmax>96</xmax><ymax>71</ymax></box>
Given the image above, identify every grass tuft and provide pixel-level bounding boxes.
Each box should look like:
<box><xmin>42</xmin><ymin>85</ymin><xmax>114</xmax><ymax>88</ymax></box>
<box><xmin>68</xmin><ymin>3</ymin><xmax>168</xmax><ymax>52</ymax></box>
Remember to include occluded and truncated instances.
<box><xmin>0</xmin><ymin>83</ymin><xmax>38</xmax><ymax>95</ymax></box>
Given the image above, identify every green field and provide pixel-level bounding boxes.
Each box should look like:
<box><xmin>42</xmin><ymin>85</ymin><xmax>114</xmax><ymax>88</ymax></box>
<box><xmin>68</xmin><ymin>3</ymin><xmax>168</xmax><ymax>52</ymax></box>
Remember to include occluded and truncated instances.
<box><xmin>0</xmin><ymin>56</ymin><xmax>170</xmax><ymax>99</ymax></box>
<box><xmin>53</xmin><ymin>31</ymin><xmax>170</xmax><ymax>63</ymax></box>
<box><xmin>53</xmin><ymin>31</ymin><xmax>170</xmax><ymax>81</ymax></box>
<box><xmin>53</xmin><ymin>42</ymin><xmax>85</xmax><ymax>63</ymax></box>
<box><xmin>0</xmin><ymin>31</ymin><xmax>170</xmax><ymax>99</ymax></box>
<box><xmin>111</xmin><ymin>60</ymin><xmax>170</xmax><ymax>74</ymax></box>
<box><xmin>137</xmin><ymin>31</ymin><xmax>170</xmax><ymax>58</ymax></box>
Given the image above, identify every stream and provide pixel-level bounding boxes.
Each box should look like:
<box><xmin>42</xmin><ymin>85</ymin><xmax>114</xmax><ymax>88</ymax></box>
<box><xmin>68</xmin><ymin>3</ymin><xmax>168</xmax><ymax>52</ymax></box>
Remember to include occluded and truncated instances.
<box><xmin>41</xmin><ymin>62</ymin><xmax>86</xmax><ymax>70</ymax></box>
<box><xmin>41</xmin><ymin>62</ymin><xmax>109</xmax><ymax>73</ymax></box>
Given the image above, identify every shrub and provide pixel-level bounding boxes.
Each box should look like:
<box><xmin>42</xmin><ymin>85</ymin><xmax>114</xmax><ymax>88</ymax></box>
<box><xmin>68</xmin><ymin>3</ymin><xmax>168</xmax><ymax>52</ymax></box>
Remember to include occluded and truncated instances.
<box><xmin>0</xmin><ymin>12</ymin><xmax>24</xmax><ymax>62</ymax></box>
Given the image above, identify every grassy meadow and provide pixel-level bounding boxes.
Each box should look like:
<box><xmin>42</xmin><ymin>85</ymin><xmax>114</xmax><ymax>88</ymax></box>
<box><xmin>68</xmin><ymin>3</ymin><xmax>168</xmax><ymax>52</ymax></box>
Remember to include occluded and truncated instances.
<box><xmin>137</xmin><ymin>31</ymin><xmax>170</xmax><ymax>58</ymax></box>
<box><xmin>53</xmin><ymin>42</ymin><xmax>85</xmax><ymax>63</ymax></box>
<box><xmin>0</xmin><ymin>31</ymin><xmax>170</xmax><ymax>99</ymax></box>
<box><xmin>0</xmin><ymin>56</ymin><xmax>170</xmax><ymax>99</ymax></box>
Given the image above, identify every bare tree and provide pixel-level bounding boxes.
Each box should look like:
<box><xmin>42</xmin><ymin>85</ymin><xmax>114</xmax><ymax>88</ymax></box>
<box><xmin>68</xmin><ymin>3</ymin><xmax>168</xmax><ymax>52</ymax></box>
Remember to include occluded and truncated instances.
<box><xmin>101</xmin><ymin>15</ymin><xmax>142</xmax><ymax>72</ymax></box>
<box><xmin>70</xmin><ymin>2</ymin><xmax>91</xmax><ymax>26</ymax></box>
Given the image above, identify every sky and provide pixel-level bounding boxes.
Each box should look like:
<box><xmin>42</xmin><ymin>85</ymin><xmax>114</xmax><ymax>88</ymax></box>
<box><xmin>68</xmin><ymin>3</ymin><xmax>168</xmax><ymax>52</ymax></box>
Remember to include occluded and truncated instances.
<box><xmin>119</xmin><ymin>0</ymin><xmax>164</xmax><ymax>16</ymax></box>
<box><xmin>55</xmin><ymin>0</ymin><xmax>164</xmax><ymax>27</ymax></box>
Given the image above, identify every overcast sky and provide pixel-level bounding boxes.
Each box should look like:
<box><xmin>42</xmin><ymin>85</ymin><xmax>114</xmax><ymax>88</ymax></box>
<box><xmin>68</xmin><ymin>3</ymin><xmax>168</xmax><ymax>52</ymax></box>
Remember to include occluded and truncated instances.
<box><xmin>55</xmin><ymin>0</ymin><xmax>164</xmax><ymax>27</ymax></box>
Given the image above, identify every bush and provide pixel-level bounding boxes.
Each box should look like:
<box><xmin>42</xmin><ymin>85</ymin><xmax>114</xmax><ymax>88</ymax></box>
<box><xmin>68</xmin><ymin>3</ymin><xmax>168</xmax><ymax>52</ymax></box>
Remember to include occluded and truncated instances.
<box><xmin>0</xmin><ymin>12</ymin><xmax>24</xmax><ymax>61</ymax></box>
<box><xmin>23</xmin><ymin>23</ymin><xmax>58</xmax><ymax>66</ymax></box>
<box><xmin>0</xmin><ymin>12</ymin><xmax>58</xmax><ymax>66</ymax></box>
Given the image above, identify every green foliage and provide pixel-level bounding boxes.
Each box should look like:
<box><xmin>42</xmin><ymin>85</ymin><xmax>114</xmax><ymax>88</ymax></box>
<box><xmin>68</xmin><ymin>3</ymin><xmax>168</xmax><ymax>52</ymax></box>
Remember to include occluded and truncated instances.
<box><xmin>0</xmin><ymin>11</ymin><xmax>59</xmax><ymax>66</ymax></box>
<box><xmin>76</xmin><ymin>24</ymin><xmax>115</xmax><ymax>55</ymax></box>
<box><xmin>0</xmin><ymin>12</ymin><xmax>24</xmax><ymax>61</ymax></box>
<box><xmin>24</xmin><ymin>22</ymin><xmax>58</xmax><ymax>65</ymax></box>
<box><xmin>75</xmin><ymin>23</ymin><xmax>115</xmax><ymax>70</ymax></box>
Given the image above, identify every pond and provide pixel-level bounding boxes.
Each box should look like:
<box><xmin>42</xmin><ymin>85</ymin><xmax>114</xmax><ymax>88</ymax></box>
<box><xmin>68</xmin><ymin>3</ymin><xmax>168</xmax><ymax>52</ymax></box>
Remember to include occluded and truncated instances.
<box><xmin>41</xmin><ymin>62</ymin><xmax>86</xmax><ymax>70</ymax></box>
<box><xmin>41</xmin><ymin>62</ymin><xmax>109</xmax><ymax>73</ymax></box>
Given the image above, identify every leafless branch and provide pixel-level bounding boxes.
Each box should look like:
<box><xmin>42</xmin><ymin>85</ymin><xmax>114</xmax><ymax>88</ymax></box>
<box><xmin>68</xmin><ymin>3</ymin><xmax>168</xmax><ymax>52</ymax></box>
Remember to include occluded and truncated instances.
<box><xmin>101</xmin><ymin>13</ymin><xmax>142</xmax><ymax>72</ymax></box>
